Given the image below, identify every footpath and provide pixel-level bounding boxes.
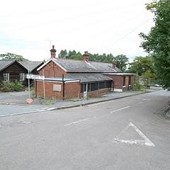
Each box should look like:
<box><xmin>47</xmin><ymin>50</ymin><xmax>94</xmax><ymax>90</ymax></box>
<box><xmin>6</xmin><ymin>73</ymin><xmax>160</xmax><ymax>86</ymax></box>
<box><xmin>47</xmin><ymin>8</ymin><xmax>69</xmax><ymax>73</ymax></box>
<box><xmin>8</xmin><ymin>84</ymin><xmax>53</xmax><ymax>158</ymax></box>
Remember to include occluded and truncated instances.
<box><xmin>0</xmin><ymin>87</ymin><xmax>159</xmax><ymax>117</ymax></box>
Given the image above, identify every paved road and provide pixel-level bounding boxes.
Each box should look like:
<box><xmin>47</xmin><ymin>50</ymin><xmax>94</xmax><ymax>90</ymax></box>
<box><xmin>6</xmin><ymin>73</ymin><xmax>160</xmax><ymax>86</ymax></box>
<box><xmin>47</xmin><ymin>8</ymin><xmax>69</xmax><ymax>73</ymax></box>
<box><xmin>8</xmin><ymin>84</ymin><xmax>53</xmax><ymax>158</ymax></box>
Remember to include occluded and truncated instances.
<box><xmin>0</xmin><ymin>90</ymin><xmax>170</xmax><ymax>170</ymax></box>
<box><xmin>0</xmin><ymin>88</ymin><xmax>161</xmax><ymax>116</ymax></box>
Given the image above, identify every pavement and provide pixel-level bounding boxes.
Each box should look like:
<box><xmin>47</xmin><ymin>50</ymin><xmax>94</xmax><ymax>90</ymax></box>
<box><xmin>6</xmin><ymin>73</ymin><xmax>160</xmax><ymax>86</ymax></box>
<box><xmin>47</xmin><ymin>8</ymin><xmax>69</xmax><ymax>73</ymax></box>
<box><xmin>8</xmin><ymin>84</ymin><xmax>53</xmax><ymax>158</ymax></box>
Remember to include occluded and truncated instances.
<box><xmin>0</xmin><ymin>87</ymin><xmax>162</xmax><ymax>117</ymax></box>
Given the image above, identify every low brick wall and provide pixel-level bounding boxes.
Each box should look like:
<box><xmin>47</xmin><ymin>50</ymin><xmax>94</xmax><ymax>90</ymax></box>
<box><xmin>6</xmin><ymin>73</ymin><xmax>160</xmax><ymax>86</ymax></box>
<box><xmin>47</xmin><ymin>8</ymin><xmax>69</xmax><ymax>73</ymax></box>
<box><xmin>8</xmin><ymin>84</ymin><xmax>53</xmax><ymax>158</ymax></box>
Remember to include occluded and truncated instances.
<box><xmin>36</xmin><ymin>80</ymin><xmax>112</xmax><ymax>100</ymax></box>
<box><xmin>80</xmin><ymin>88</ymin><xmax>111</xmax><ymax>98</ymax></box>
<box><xmin>36</xmin><ymin>80</ymin><xmax>80</xmax><ymax>100</ymax></box>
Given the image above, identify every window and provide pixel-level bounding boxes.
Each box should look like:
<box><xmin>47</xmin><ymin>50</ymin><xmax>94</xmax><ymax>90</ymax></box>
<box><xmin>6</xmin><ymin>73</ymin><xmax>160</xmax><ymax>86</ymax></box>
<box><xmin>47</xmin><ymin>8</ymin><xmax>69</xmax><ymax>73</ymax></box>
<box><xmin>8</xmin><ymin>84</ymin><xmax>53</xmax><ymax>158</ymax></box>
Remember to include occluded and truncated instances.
<box><xmin>99</xmin><ymin>81</ymin><xmax>112</xmax><ymax>89</ymax></box>
<box><xmin>81</xmin><ymin>81</ymin><xmax>112</xmax><ymax>93</ymax></box>
<box><xmin>123</xmin><ymin>76</ymin><xmax>126</xmax><ymax>86</ymax></box>
<box><xmin>99</xmin><ymin>81</ymin><xmax>105</xmax><ymax>89</ymax></box>
<box><xmin>106</xmin><ymin>81</ymin><xmax>112</xmax><ymax>88</ymax></box>
<box><xmin>3</xmin><ymin>73</ymin><xmax>10</xmax><ymax>81</ymax></box>
<box><xmin>90</xmin><ymin>82</ymin><xmax>98</xmax><ymax>91</ymax></box>
<box><xmin>20</xmin><ymin>73</ymin><xmax>25</xmax><ymax>81</ymax></box>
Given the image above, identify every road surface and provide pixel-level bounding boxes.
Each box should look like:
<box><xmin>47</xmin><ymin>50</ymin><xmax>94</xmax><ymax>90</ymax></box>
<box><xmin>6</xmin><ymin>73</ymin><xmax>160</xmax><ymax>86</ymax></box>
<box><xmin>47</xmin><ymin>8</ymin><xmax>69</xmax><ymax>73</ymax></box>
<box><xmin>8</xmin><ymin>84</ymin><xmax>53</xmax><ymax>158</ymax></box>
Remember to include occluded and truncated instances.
<box><xmin>0</xmin><ymin>90</ymin><xmax>170</xmax><ymax>170</ymax></box>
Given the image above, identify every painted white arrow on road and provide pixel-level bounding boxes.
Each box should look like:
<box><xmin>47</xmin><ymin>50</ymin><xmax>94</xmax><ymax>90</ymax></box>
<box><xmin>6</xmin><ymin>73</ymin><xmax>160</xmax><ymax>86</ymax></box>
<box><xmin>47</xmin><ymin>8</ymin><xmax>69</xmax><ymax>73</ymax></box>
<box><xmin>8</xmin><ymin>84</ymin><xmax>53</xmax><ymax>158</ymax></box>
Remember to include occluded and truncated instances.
<box><xmin>114</xmin><ymin>122</ymin><xmax>155</xmax><ymax>147</ymax></box>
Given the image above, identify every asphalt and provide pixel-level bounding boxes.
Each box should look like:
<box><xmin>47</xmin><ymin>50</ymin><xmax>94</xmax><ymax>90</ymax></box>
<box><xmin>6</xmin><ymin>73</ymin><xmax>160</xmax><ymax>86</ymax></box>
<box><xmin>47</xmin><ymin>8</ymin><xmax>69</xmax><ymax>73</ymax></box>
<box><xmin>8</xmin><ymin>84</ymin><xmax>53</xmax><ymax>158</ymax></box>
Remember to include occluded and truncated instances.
<box><xmin>0</xmin><ymin>87</ymin><xmax>161</xmax><ymax>116</ymax></box>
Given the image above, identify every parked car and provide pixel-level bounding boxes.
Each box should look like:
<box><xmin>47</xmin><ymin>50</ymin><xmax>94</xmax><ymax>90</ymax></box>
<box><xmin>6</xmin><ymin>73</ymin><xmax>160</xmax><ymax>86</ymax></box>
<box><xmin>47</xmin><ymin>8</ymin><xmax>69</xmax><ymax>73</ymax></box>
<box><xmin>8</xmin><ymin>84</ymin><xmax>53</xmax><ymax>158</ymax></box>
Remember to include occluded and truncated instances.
<box><xmin>154</xmin><ymin>84</ymin><xmax>160</xmax><ymax>87</ymax></box>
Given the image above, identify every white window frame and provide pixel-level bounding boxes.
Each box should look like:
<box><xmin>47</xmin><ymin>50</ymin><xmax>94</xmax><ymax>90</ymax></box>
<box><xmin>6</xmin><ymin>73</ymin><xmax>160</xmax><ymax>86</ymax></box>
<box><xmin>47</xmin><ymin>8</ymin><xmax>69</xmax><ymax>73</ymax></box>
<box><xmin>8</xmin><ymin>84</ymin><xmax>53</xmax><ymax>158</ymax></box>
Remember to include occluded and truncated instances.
<box><xmin>20</xmin><ymin>73</ymin><xmax>25</xmax><ymax>81</ymax></box>
<box><xmin>3</xmin><ymin>73</ymin><xmax>10</xmax><ymax>81</ymax></box>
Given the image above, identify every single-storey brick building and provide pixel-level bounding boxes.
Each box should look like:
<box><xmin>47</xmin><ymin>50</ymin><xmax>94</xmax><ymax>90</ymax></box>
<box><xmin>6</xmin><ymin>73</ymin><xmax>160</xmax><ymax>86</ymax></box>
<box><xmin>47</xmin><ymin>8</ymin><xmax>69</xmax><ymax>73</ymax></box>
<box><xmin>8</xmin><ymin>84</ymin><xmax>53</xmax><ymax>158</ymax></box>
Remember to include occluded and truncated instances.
<box><xmin>35</xmin><ymin>46</ymin><xmax>135</xmax><ymax>100</ymax></box>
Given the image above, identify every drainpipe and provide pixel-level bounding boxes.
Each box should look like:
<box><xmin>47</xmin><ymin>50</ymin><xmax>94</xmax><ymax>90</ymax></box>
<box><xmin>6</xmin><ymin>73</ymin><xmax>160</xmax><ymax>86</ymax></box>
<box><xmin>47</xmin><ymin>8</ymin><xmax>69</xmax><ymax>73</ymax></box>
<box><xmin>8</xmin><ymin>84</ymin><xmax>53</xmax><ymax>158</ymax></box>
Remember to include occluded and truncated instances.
<box><xmin>43</xmin><ymin>70</ymin><xmax>46</xmax><ymax>99</ymax></box>
<box><xmin>28</xmin><ymin>69</ymin><xmax>31</xmax><ymax>98</ymax></box>
<box><xmin>62</xmin><ymin>74</ymin><xmax>65</xmax><ymax>100</ymax></box>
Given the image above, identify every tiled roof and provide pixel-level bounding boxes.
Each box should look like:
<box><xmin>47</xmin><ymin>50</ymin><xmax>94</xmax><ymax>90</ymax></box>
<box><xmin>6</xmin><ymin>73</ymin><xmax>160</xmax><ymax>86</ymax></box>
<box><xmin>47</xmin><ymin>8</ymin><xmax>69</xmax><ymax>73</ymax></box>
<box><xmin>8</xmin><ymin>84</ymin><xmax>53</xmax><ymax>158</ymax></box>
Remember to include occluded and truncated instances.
<box><xmin>51</xmin><ymin>58</ymin><xmax>121</xmax><ymax>73</ymax></box>
<box><xmin>0</xmin><ymin>60</ymin><xmax>44</xmax><ymax>73</ymax></box>
<box><xmin>88</xmin><ymin>61</ymin><xmax>121</xmax><ymax>72</ymax></box>
<box><xmin>19</xmin><ymin>61</ymin><xmax>43</xmax><ymax>72</ymax></box>
<box><xmin>66</xmin><ymin>73</ymin><xmax>112</xmax><ymax>83</ymax></box>
<box><xmin>35</xmin><ymin>73</ymin><xmax>112</xmax><ymax>83</ymax></box>
<box><xmin>0</xmin><ymin>60</ymin><xmax>15</xmax><ymax>71</ymax></box>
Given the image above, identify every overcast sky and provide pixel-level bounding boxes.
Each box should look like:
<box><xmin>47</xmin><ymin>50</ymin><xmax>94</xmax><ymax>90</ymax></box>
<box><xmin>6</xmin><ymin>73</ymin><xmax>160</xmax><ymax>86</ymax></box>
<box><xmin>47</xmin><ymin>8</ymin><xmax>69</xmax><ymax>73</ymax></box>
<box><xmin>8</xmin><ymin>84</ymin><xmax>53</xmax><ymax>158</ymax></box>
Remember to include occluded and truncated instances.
<box><xmin>0</xmin><ymin>0</ymin><xmax>154</xmax><ymax>61</ymax></box>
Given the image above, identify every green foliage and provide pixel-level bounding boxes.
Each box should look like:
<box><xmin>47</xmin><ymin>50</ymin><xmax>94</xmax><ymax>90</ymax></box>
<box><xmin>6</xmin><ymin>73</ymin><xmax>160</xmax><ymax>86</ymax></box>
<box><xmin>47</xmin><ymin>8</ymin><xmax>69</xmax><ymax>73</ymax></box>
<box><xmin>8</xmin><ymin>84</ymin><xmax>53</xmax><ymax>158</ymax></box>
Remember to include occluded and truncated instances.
<box><xmin>0</xmin><ymin>53</ymin><xmax>28</xmax><ymax>61</ymax></box>
<box><xmin>69</xmin><ymin>50</ymin><xmax>82</xmax><ymax>60</ymax></box>
<box><xmin>139</xmin><ymin>0</ymin><xmax>170</xmax><ymax>88</ymax></box>
<box><xmin>13</xmin><ymin>81</ymin><xmax>24</xmax><ymax>91</ymax></box>
<box><xmin>132</xmin><ymin>82</ymin><xmax>144</xmax><ymax>91</ymax></box>
<box><xmin>142</xmin><ymin>70</ymin><xmax>156</xmax><ymax>86</ymax></box>
<box><xmin>58</xmin><ymin>50</ymin><xmax>68</xmax><ymax>58</ymax></box>
<box><xmin>128</xmin><ymin>56</ymin><xmax>156</xmax><ymax>87</ymax></box>
<box><xmin>132</xmin><ymin>77</ymin><xmax>146</xmax><ymax>91</ymax></box>
<box><xmin>90</xmin><ymin>53</ymin><xmax>114</xmax><ymax>63</ymax></box>
<box><xmin>0</xmin><ymin>81</ymin><xmax>24</xmax><ymax>92</ymax></box>
<box><xmin>112</xmin><ymin>54</ymin><xmax>128</xmax><ymax>71</ymax></box>
<box><xmin>128</xmin><ymin>56</ymin><xmax>155</xmax><ymax>76</ymax></box>
<box><xmin>58</xmin><ymin>50</ymin><xmax>82</xmax><ymax>60</ymax></box>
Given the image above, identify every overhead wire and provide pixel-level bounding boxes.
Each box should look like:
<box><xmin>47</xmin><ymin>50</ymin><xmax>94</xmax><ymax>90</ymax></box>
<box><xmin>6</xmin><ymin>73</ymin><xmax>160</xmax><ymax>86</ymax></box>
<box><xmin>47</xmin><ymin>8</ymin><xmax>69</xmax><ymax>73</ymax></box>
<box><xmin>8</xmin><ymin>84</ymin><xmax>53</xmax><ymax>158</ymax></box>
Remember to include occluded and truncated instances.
<box><xmin>0</xmin><ymin>1</ymin><xmax>152</xmax><ymax>53</ymax></box>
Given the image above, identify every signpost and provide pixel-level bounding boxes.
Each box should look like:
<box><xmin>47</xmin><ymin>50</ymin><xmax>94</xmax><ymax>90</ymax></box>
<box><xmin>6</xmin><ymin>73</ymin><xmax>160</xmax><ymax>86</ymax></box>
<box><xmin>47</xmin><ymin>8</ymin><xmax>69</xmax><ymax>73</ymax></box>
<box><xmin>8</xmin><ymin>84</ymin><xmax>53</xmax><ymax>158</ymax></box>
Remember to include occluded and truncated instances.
<box><xmin>26</xmin><ymin>74</ymin><xmax>45</xmax><ymax>101</ymax></box>
<box><xmin>26</xmin><ymin>74</ymin><xmax>45</xmax><ymax>80</ymax></box>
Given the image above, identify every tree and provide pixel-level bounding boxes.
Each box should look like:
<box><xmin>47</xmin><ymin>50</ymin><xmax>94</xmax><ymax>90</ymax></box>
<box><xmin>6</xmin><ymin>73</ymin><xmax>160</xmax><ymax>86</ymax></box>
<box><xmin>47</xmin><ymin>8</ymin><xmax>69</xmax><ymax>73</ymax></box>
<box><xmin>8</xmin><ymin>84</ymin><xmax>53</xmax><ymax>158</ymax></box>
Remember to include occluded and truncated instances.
<box><xmin>58</xmin><ymin>50</ymin><xmax>68</xmax><ymax>59</ymax></box>
<box><xmin>0</xmin><ymin>53</ymin><xmax>27</xmax><ymax>61</ymax></box>
<box><xmin>139</xmin><ymin>0</ymin><xmax>170</xmax><ymax>88</ymax></box>
<box><xmin>128</xmin><ymin>56</ymin><xmax>154</xmax><ymax>76</ymax></box>
<box><xmin>68</xmin><ymin>50</ymin><xmax>82</xmax><ymax>60</ymax></box>
<box><xmin>90</xmin><ymin>53</ymin><xmax>113</xmax><ymax>63</ymax></box>
<box><xmin>128</xmin><ymin>56</ymin><xmax>156</xmax><ymax>86</ymax></box>
<box><xmin>58</xmin><ymin>50</ymin><xmax>82</xmax><ymax>60</ymax></box>
<box><xmin>112</xmin><ymin>54</ymin><xmax>128</xmax><ymax>71</ymax></box>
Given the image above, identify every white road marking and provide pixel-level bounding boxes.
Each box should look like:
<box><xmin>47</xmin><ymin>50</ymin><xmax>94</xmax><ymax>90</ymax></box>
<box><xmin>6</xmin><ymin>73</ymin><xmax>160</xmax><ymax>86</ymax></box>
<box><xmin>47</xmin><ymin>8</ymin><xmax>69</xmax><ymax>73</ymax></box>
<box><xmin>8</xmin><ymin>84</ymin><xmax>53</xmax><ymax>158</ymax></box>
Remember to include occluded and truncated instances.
<box><xmin>20</xmin><ymin>120</ymin><xmax>32</xmax><ymax>125</ymax></box>
<box><xmin>64</xmin><ymin>118</ymin><xmax>90</xmax><ymax>126</ymax></box>
<box><xmin>47</xmin><ymin>107</ymin><xmax>55</xmax><ymax>111</ymax></box>
<box><xmin>110</xmin><ymin>106</ymin><xmax>131</xmax><ymax>114</ymax></box>
<box><xmin>114</xmin><ymin>122</ymin><xmax>155</xmax><ymax>147</ymax></box>
<box><xmin>65</xmin><ymin>106</ymin><xmax>131</xmax><ymax>127</ymax></box>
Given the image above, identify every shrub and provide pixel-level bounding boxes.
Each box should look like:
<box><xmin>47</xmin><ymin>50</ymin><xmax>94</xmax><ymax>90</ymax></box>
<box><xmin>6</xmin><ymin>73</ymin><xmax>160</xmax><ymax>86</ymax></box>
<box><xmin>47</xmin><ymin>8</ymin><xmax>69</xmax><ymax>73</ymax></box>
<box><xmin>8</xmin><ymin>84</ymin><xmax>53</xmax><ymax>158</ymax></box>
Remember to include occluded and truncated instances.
<box><xmin>0</xmin><ymin>81</ymin><xmax>24</xmax><ymax>92</ymax></box>
<box><xmin>13</xmin><ymin>81</ymin><xmax>23</xmax><ymax>91</ymax></box>
<box><xmin>132</xmin><ymin>81</ymin><xmax>145</xmax><ymax>91</ymax></box>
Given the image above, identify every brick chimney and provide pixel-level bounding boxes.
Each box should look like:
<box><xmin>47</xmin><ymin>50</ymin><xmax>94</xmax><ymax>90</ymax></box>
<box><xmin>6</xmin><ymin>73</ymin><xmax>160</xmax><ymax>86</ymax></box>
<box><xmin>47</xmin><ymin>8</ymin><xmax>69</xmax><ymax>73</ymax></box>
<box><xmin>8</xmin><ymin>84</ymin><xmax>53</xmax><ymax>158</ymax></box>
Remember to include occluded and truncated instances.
<box><xmin>82</xmin><ymin>51</ymin><xmax>90</xmax><ymax>62</ymax></box>
<box><xmin>50</xmin><ymin>45</ymin><xmax>56</xmax><ymax>58</ymax></box>
<box><xmin>112</xmin><ymin>61</ymin><xmax>116</xmax><ymax>69</ymax></box>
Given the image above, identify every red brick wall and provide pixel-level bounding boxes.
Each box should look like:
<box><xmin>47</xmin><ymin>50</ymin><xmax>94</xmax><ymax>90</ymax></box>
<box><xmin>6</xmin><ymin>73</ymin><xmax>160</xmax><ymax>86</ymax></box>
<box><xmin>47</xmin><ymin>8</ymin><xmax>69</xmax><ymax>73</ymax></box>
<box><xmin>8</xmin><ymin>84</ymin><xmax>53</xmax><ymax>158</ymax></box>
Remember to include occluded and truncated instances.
<box><xmin>64</xmin><ymin>82</ymin><xmax>81</xmax><ymax>99</ymax></box>
<box><xmin>36</xmin><ymin>81</ymin><xmax>61</xmax><ymax>99</ymax></box>
<box><xmin>123</xmin><ymin>76</ymin><xmax>129</xmax><ymax>91</ymax></box>
<box><xmin>107</xmin><ymin>75</ymin><xmax>135</xmax><ymax>91</ymax></box>
<box><xmin>36</xmin><ymin>80</ymin><xmax>80</xmax><ymax>100</ymax></box>
<box><xmin>80</xmin><ymin>88</ymin><xmax>111</xmax><ymax>98</ymax></box>
<box><xmin>108</xmin><ymin>75</ymin><xmax>123</xmax><ymax>89</ymax></box>
<box><xmin>36</xmin><ymin>80</ymin><xmax>111</xmax><ymax>100</ymax></box>
<box><xmin>39</xmin><ymin>61</ymin><xmax>66</xmax><ymax>77</ymax></box>
<box><xmin>88</xmin><ymin>88</ymin><xmax>111</xmax><ymax>98</ymax></box>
